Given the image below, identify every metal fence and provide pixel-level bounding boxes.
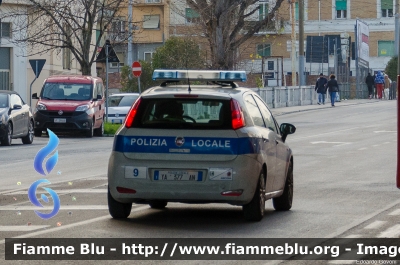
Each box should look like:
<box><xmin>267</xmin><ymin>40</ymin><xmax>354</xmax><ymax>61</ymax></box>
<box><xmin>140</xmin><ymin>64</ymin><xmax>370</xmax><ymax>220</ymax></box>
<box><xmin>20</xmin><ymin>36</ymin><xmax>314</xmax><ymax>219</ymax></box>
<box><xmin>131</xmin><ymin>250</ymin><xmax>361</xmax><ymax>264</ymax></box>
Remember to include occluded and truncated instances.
<box><xmin>252</xmin><ymin>82</ymin><xmax>386</xmax><ymax>109</ymax></box>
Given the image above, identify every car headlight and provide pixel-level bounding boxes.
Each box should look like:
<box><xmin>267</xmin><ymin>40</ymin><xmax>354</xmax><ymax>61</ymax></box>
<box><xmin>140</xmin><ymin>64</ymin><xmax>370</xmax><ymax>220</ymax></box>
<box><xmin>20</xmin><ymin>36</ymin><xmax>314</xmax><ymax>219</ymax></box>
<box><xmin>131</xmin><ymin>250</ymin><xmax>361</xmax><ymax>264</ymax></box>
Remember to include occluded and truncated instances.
<box><xmin>36</xmin><ymin>103</ymin><xmax>47</xmax><ymax>111</ymax></box>
<box><xmin>75</xmin><ymin>105</ymin><xmax>89</xmax><ymax>112</ymax></box>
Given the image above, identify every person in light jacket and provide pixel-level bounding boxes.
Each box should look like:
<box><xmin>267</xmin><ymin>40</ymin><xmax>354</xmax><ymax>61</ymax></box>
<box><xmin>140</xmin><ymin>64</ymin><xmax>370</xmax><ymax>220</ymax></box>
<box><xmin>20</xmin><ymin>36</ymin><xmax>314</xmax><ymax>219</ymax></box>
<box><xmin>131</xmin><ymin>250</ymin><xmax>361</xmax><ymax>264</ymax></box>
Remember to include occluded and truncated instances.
<box><xmin>327</xmin><ymin>74</ymin><xmax>339</xmax><ymax>107</ymax></box>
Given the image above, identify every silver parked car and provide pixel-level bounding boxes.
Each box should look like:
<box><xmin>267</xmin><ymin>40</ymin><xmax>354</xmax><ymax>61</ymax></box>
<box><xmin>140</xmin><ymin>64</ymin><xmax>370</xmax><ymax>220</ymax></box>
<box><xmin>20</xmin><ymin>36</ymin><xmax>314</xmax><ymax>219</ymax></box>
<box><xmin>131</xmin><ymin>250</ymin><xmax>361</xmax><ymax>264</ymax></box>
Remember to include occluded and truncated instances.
<box><xmin>107</xmin><ymin>70</ymin><xmax>296</xmax><ymax>221</ymax></box>
<box><xmin>106</xmin><ymin>93</ymin><xmax>139</xmax><ymax>124</ymax></box>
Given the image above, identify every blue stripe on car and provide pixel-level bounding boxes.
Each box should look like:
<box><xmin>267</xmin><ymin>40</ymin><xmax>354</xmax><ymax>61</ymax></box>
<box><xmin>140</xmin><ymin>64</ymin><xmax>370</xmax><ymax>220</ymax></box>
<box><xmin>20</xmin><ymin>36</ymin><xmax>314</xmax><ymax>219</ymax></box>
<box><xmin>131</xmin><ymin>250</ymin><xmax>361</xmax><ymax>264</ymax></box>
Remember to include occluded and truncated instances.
<box><xmin>113</xmin><ymin>135</ymin><xmax>261</xmax><ymax>155</ymax></box>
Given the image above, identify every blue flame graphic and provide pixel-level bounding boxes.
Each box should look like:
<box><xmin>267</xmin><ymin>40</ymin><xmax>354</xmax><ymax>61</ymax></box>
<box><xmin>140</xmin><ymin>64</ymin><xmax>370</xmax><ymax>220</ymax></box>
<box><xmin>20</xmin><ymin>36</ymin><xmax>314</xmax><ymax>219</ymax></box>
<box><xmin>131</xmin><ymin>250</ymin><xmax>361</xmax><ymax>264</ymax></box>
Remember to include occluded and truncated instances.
<box><xmin>28</xmin><ymin>179</ymin><xmax>60</xmax><ymax>219</ymax></box>
<box><xmin>34</xmin><ymin>129</ymin><xmax>59</xmax><ymax>176</ymax></box>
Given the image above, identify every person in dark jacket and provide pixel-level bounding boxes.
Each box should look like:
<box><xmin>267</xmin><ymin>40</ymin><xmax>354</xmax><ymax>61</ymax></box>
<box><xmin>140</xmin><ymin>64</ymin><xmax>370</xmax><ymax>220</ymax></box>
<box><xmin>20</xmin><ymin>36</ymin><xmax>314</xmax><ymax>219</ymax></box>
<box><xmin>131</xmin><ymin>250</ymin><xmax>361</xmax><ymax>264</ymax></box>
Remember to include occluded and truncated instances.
<box><xmin>315</xmin><ymin>73</ymin><xmax>328</xmax><ymax>105</ymax></box>
<box><xmin>327</xmin><ymin>74</ymin><xmax>339</xmax><ymax>107</ymax></box>
<box><xmin>365</xmin><ymin>72</ymin><xmax>374</xmax><ymax>99</ymax></box>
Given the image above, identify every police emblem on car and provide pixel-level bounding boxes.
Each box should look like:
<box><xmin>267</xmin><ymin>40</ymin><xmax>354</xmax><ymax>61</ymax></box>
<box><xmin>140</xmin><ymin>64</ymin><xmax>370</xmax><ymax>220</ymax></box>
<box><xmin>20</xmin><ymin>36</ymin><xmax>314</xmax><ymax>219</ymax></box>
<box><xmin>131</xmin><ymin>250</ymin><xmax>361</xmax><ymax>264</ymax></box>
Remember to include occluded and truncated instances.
<box><xmin>107</xmin><ymin>69</ymin><xmax>296</xmax><ymax>222</ymax></box>
<box><xmin>175</xmin><ymin>137</ymin><xmax>185</xmax><ymax>147</ymax></box>
<box><xmin>58</xmin><ymin>110</ymin><xmax>63</xmax><ymax>115</ymax></box>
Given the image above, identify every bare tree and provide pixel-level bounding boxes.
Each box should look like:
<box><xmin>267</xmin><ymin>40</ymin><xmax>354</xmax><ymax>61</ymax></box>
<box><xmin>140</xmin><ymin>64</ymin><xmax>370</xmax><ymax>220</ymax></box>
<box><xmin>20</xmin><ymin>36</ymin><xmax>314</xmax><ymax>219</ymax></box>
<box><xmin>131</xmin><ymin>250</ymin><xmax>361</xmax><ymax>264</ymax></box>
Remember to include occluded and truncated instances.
<box><xmin>1</xmin><ymin>0</ymin><xmax>127</xmax><ymax>75</ymax></box>
<box><xmin>185</xmin><ymin>0</ymin><xmax>285</xmax><ymax>70</ymax></box>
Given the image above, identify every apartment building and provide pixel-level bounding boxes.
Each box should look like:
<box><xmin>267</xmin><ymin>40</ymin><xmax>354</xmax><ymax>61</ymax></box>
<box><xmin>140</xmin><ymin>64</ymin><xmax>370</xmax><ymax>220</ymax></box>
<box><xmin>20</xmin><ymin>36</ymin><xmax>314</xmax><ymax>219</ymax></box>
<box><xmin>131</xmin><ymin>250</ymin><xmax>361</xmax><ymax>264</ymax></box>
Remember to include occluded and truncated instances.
<box><xmin>169</xmin><ymin>0</ymin><xmax>396</xmax><ymax>85</ymax></box>
<box><xmin>106</xmin><ymin>0</ymin><xmax>170</xmax><ymax>73</ymax></box>
<box><xmin>0</xmin><ymin>1</ymin><xmax>94</xmax><ymax>105</ymax></box>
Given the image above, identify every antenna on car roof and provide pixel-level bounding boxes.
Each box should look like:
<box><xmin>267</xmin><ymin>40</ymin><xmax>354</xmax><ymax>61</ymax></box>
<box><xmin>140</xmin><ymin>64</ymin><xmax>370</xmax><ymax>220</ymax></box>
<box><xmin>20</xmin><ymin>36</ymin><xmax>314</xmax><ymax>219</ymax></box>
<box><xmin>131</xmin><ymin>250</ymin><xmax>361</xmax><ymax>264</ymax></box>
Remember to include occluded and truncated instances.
<box><xmin>185</xmin><ymin>42</ymin><xmax>191</xmax><ymax>93</ymax></box>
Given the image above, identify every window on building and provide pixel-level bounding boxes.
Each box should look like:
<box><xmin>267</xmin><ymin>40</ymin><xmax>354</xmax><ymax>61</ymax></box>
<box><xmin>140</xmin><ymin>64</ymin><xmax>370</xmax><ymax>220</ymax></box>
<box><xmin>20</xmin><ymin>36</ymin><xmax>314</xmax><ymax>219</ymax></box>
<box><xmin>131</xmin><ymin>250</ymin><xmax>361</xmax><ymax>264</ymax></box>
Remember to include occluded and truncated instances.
<box><xmin>186</xmin><ymin>8</ymin><xmax>200</xmax><ymax>23</ymax></box>
<box><xmin>0</xmin><ymin>22</ymin><xmax>11</xmax><ymax>38</ymax></box>
<box><xmin>381</xmin><ymin>0</ymin><xmax>393</xmax><ymax>17</ymax></box>
<box><xmin>145</xmin><ymin>0</ymin><xmax>161</xmax><ymax>3</ymax></box>
<box><xmin>144</xmin><ymin>52</ymin><xmax>153</xmax><ymax>62</ymax></box>
<box><xmin>111</xmin><ymin>19</ymin><xmax>126</xmax><ymax>40</ymax></box>
<box><xmin>257</xmin><ymin>43</ymin><xmax>271</xmax><ymax>57</ymax></box>
<box><xmin>378</xmin><ymin>40</ymin><xmax>394</xmax><ymax>57</ymax></box>
<box><xmin>259</xmin><ymin>2</ymin><xmax>269</xmax><ymax>21</ymax></box>
<box><xmin>143</xmin><ymin>15</ymin><xmax>160</xmax><ymax>29</ymax></box>
<box><xmin>294</xmin><ymin>2</ymin><xmax>299</xmax><ymax>21</ymax></box>
<box><xmin>336</xmin><ymin>0</ymin><xmax>347</xmax><ymax>19</ymax></box>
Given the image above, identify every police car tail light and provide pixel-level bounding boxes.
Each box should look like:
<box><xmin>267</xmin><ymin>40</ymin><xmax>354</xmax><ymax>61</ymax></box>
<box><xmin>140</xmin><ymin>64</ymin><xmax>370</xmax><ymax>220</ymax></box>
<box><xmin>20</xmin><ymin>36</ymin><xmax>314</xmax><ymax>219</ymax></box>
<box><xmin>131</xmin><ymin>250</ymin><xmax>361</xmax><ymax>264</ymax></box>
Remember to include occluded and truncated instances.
<box><xmin>124</xmin><ymin>97</ymin><xmax>142</xmax><ymax>128</ymax></box>
<box><xmin>231</xmin><ymin>99</ymin><xmax>245</xmax><ymax>130</ymax></box>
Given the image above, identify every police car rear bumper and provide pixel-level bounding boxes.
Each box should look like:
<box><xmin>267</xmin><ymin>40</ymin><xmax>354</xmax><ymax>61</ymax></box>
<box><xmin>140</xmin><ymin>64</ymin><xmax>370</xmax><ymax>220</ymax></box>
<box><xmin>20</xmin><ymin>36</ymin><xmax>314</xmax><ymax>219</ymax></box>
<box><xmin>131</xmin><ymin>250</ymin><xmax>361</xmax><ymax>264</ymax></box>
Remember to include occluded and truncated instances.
<box><xmin>108</xmin><ymin>152</ymin><xmax>261</xmax><ymax>205</ymax></box>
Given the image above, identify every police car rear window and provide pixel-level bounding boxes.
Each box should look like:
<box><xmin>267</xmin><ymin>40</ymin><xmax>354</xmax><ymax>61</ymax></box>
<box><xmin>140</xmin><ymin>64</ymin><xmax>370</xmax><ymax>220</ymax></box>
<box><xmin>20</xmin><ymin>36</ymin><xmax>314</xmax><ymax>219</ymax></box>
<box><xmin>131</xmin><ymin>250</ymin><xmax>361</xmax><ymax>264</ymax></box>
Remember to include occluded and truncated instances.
<box><xmin>133</xmin><ymin>98</ymin><xmax>231</xmax><ymax>129</ymax></box>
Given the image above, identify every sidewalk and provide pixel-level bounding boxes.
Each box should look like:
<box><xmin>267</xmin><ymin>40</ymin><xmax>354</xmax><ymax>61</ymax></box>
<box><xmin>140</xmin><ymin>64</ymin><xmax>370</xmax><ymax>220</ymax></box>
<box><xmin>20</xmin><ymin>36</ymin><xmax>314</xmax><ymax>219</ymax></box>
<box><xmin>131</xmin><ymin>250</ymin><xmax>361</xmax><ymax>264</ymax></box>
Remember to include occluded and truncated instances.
<box><xmin>270</xmin><ymin>98</ymin><xmax>384</xmax><ymax>116</ymax></box>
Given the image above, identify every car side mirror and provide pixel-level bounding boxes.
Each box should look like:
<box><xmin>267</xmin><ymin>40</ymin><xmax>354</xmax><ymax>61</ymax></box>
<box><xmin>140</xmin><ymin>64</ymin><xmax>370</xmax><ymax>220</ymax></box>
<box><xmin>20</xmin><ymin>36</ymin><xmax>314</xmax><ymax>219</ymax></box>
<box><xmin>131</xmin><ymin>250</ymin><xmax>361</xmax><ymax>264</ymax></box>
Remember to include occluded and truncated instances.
<box><xmin>280</xmin><ymin>123</ymin><xmax>296</xmax><ymax>142</ymax></box>
<box><xmin>12</xmin><ymin>104</ymin><xmax>22</xmax><ymax>110</ymax></box>
<box><xmin>32</xmin><ymin>93</ymin><xmax>38</xmax><ymax>99</ymax></box>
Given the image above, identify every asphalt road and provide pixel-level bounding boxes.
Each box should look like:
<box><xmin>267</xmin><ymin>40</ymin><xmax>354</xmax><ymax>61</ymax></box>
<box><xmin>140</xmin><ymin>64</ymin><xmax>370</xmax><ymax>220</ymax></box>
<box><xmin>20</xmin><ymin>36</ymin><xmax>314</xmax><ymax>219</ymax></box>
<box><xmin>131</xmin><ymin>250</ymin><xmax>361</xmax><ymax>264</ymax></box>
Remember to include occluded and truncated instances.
<box><xmin>0</xmin><ymin>99</ymin><xmax>398</xmax><ymax>265</ymax></box>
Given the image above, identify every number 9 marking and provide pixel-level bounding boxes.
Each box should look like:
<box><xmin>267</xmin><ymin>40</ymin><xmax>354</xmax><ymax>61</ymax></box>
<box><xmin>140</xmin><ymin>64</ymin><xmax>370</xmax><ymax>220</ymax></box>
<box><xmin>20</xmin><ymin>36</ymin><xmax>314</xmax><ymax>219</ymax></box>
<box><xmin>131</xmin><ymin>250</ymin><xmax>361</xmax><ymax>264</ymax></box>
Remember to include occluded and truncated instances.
<box><xmin>133</xmin><ymin>168</ymin><xmax>139</xmax><ymax>177</ymax></box>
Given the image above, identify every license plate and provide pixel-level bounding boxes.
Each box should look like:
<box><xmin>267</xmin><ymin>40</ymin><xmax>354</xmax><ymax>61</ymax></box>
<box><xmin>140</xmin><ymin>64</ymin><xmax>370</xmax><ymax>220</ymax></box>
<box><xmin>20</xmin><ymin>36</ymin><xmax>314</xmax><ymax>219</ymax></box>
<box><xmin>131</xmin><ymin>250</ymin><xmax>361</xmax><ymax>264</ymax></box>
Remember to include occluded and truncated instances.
<box><xmin>112</xmin><ymin>119</ymin><xmax>122</xmax><ymax>124</ymax></box>
<box><xmin>54</xmin><ymin>118</ymin><xmax>66</xmax><ymax>123</ymax></box>
<box><xmin>154</xmin><ymin>170</ymin><xmax>203</xmax><ymax>181</ymax></box>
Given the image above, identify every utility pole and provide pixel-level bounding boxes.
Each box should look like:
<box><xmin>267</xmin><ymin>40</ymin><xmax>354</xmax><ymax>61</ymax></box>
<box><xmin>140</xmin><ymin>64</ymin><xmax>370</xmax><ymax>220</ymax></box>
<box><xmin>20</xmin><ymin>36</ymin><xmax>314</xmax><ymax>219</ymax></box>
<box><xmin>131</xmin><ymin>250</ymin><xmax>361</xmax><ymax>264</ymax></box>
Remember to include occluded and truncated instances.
<box><xmin>128</xmin><ymin>0</ymin><xmax>133</xmax><ymax>67</ymax></box>
<box><xmin>299</xmin><ymin>0</ymin><xmax>305</xmax><ymax>86</ymax></box>
<box><xmin>290</xmin><ymin>0</ymin><xmax>297</xmax><ymax>86</ymax></box>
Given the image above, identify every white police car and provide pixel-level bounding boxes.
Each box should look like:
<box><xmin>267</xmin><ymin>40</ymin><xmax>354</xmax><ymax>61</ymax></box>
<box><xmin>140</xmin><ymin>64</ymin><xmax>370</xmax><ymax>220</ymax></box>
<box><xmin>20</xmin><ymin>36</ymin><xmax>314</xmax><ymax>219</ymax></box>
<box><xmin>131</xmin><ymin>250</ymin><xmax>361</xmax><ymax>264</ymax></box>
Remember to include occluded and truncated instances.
<box><xmin>107</xmin><ymin>70</ymin><xmax>296</xmax><ymax>221</ymax></box>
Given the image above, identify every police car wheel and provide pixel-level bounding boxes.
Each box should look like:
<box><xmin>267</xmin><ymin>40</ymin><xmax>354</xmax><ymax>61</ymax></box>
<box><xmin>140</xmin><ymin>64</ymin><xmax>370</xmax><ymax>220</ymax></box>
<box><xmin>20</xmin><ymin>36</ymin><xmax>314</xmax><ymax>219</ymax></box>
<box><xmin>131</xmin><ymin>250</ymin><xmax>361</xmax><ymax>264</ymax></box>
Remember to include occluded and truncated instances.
<box><xmin>108</xmin><ymin>187</ymin><xmax>132</xmax><ymax>219</ymax></box>
<box><xmin>243</xmin><ymin>171</ymin><xmax>265</xmax><ymax>222</ymax></box>
<box><xmin>272</xmin><ymin>161</ymin><xmax>293</xmax><ymax>211</ymax></box>
<box><xmin>149</xmin><ymin>201</ymin><xmax>168</xmax><ymax>209</ymax></box>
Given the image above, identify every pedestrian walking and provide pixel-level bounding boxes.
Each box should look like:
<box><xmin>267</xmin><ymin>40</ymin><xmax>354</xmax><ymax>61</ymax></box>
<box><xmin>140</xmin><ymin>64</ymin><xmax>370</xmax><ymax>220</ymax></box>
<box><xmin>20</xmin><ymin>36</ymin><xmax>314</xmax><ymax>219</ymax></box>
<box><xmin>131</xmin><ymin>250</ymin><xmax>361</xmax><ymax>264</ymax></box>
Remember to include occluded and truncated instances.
<box><xmin>383</xmin><ymin>74</ymin><xmax>391</xmax><ymax>100</ymax></box>
<box><xmin>365</xmin><ymin>72</ymin><xmax>374</xmax><ymax>99</ymax></box>
<box><xmin>374</xmin><ymin>71</ymin><xmax>384</xmax><ymax>99</ymax></box>
<box><xmin>327</xmin><ymin>74</ymin><xmax>339</xmax><ymax>107</ymax></box>
<box><xmin>315</xmin><ymin>73</ymin><xmax>328</xmax><ymax>105</ymax></box>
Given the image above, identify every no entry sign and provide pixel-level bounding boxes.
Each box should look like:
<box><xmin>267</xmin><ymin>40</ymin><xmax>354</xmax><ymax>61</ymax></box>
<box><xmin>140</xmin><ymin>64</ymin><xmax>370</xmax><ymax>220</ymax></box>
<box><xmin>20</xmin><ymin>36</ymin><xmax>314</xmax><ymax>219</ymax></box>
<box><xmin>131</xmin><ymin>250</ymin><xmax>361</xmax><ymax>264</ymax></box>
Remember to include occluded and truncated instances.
<box><xmin>132</xmin><ymin>61</ymin><xmax>142</xmax><ymax>77</ymax></box>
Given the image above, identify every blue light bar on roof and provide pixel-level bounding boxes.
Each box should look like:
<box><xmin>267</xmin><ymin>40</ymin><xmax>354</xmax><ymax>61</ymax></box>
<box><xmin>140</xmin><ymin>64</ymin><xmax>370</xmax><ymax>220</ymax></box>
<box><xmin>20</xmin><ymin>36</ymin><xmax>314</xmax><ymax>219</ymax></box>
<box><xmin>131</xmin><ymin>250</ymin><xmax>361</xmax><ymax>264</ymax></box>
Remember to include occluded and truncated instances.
<box><xmin>152</xmin><ymin>70</ymin><xmax>247</xmax><ymax>82</ymax></box>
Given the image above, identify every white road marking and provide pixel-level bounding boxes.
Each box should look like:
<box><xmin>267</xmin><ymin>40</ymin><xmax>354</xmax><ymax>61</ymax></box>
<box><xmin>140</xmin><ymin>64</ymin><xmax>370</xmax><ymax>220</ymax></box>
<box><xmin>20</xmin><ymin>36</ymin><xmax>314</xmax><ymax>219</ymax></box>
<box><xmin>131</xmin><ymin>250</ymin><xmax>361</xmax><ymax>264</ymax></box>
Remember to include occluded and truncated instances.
<box><xmin>363</xmin><ymin>221</ymin><xmax>387</xmax><ymax>229</ymax></box>
<box><xmin>291</xmin><ymin>127</ymin><xmax>362</xmax><ymax>141</ymax></box>
<box><xmin>388</xmin><ymin>209</ymin><xmax>400</xmax><ymax>215</ymax></box>
<box><xmin>8</xmin><ymin>189</ymin><xmax>107</xmax><ymax>195</ymax></box>
<box><xmin>378</xmin><ymin>224</ymin><xmax>400</xmax><ymax>238</ymax></box>
<box><xmin>0</xmin><ymin>173</ymin><xmax>106</xmax><ymax>195</ymax></box>
<box><xmin>0</xmin><ymin>205</ymin><xmax>109</xmax><ymax>210</ymax></box>
<box><xmin>372</xmin><ymin>145</ymin><xmax>380</xmax><ymax>147</ymax></box>
<box><xmin>0</xmin><ymin>205</ymin><xmax>149</xmax><ymax>245</ymax></box>
<box><xmin>358</xmin><ymin>148</ymin><xmax>367</xmax><ymax>151</ymax></box>
<box><xmin>0</xmin><ymin>225</ymin><xmax>50</xmax><ymax>231</ymax></box>
<box><xmin>311</xmin><ymin>141</ymin><xmax>351</xmax><ymax>147</ymax></box>
<box><xmin>373</xmin><ymin>131</ymin><xmax>396</xmax><ymax>133</ymax></box>
<box><xmin>383</xmin><ymin>142</ymin><xmax>391</xmax><ymax>144</ymax></box>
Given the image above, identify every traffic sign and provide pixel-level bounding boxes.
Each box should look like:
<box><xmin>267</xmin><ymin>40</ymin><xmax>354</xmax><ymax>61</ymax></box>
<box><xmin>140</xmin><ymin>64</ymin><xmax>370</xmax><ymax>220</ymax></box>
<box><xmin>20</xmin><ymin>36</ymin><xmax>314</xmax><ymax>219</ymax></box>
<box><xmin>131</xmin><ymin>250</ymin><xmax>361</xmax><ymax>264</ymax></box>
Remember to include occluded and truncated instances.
<box><xmin>132</xmin><ymin>61</ymin><xmax>142</xmax><ymax>77</ymax></box>
<box><xmin>29</xmin><ymin>59</ymin><xmax>46</xmax><ymax>78</ymax></box>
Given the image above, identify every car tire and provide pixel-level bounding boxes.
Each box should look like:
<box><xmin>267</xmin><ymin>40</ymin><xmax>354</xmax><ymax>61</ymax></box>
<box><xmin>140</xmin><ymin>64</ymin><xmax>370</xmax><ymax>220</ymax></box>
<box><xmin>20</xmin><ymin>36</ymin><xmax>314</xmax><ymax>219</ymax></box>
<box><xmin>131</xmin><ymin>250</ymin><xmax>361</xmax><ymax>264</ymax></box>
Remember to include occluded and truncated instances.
<box><xmin>149</xmin><ymin>201</ymin><xmax>167</xmax><ymax>209</ymax></box>
<box><xmin>108</xmin><ymin>187</ymin><xmax>132</xmax><ymax>219</ymax></box>
<box><xmin>243</xmin><ymin>171</ymin><xmax>265</xmax><ymax>222</ymax></box>
<box><xmin>86</xmin><ymin>121</ymin><xmax>94</xmax><ymax>138</ymax></box>
<box><xmin>1</xmin><ymin>122</ymin><xmax>12</xmax><ymax>146</ymax></box>
<box><xmin>272</xmin><ymin>161</ymin><xmax>293</xmax><ymax>211</ymax></box>
<box><xmin>34</xmin><ymin>129</ymin><xmax>42</xmax><ymax>137</ymax></box>
<box><xmin>94</xmin><ymin>119</ymin><xmax>104</xmax><ymax>137</ymax></box>
<box><xmin>22</xmin><ymin>120</ymin><xmax>34</xmax><ymax>144</ymax></box>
